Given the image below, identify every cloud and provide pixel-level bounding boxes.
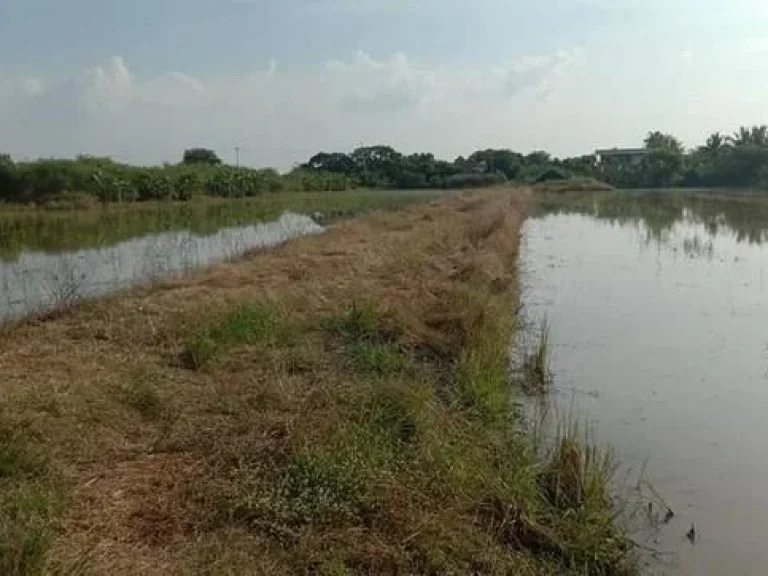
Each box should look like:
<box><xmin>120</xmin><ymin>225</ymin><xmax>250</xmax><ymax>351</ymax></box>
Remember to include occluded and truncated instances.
<box><xmin>504</xmin><ymin>49</ymin><xmax>585</xmax><ymax>98</ymax></box>
<box><xmin>741</xmin><ymin>37</ymin><xmax>768</xmax><ymax>53</ymax></box>
<box><xmin>0</xmin><ymin>49</ymin><xmax>586</xmax><ymax>167</ymax></box>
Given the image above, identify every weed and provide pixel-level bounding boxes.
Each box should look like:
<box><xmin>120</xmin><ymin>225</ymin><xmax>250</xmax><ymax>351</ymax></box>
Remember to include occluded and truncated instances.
<box><xmin>0</xmin><ymin>426</ymin><xmax>59</xmax><ymax>576</ymax></box>
<box><xmin>330</xmin><ymin>300</ymin><xmax>384</xmax><ymax>344</ymax></box>
<box><xmin>454</xmin><ymin>289</ymin><xmax>514</xmax><ymax>418</ymax></box>
<box><xmin>349</xmin><ymin>342</ymin><xmax>406</xmax><ymax>375</ymax></box>
<box><xmin>521</xmin><ymin>316</ymin><xmax>552</xmax><ymax>394</ymax></box>
<box><xmin>0</xmin><ymin>430</ymin><xmax>45</xmax><ymax>482</ymax></box>
<box><xmin>182</xmin><ymin>303</ymin><xmax>275</xmax><ymax>369</ymax></box>
<box><xmin>116</xmin><ymin>376</ymin><xmax>165</xmax><ymax>421</ymax></box>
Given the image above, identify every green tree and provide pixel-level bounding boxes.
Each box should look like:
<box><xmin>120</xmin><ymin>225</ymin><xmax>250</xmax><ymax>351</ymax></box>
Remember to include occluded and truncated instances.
<box><xmin>644</xmin><ymin>131</ymin><xmax>684</xmax><ymax>154</ymax></box>
<box><xmin>305</xmin><ymin>152</ymin><xmax>355</xmax><ymax>174</ymax></box>
<box><xmin>182</xmin><ymin>148</ymin><xmax>222</xmax><ymax>166</ymax></box>
<box><xmin>728</xmin><ymin>125</ymin><xmax>768</xmax><ymax>147</ymax></box>
<box><xmin>701</xmin><ymin>132</ymin><xmax>728</xmax><ymax>153</ymax></box>
<box><xmin>0</xmin><ymin>154</ymin><xmax>21</xmax><ymax>201</ymax></box>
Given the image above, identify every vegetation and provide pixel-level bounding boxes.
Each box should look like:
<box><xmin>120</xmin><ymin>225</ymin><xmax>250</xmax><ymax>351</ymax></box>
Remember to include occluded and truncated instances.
<box><xmin>3</xmin><ymin>122</ymin><xmax>768</xmax><ymax>206</ymax></box>
<box><xmin>595</xmin><ymin>126</ymin><xmax>768</xmax><ymax>189</ymax></box>
<box><xmin>0</xmin><ymin>190</ymin><xmax>441</xmax><ymax>260</ymax></box>
<box><xmin>0</xmin><ymin>152</ymin><xmax>354</xmax><ymax>205</ymax></box>
<box><xmin>302</xmin><ymin>125</ymin><xmax>768</xmax><ymax>192</ymax></box>
<box><xmin>0</xmin><ymin>191</ymin><xmax>634</xmax><ymax>574</ymax></box>
<box><xmin>521</xmin><ymin>317</ymin><xmax>553</xmax><ymax>394</ymax></box>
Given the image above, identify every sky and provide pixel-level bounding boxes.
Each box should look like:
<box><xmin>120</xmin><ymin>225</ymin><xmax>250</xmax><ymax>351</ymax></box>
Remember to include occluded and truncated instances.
<box><xmin>1</xmin><ymin>0</ymin><xmax>767</xmax><ymax>168</ymax></box>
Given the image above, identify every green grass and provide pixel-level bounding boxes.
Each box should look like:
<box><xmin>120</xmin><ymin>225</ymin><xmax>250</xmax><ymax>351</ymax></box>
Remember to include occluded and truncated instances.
<box><xmin>198</xmin><ymin>296</ymin><xmax>633</xmax><ymax>574</ymax></box>
<box><xmin>182</xmin><ymin>303</ymin><xmax>276</xmax><ymax>369</ymax></box>
<box><xmin>0</xmin><ymin>425</ymin><xmax>60</xmax><ymax>576</ymax></box>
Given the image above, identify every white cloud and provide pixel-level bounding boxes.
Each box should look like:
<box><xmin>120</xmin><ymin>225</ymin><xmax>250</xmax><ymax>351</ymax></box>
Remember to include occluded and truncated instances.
<box><xmin>0</xmin><ymin>49</ymin><xmax>587</xmax><ymax>167</ymax></box>
<box><xmin>742</xmin><ymin>37</ymin><xmax>768</xmax><ymax>53</ymax></box>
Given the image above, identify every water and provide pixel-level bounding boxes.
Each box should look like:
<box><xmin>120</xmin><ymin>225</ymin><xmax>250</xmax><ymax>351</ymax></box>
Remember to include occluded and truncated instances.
<box><xmin>521</xmin><ymin>191</ymin><xmax>768</xmax><ymax>576</ymax></box>
<box><xmin>0</xmin><ymin>212</ymin><xmax>323</xmax><ymax>322</ymax></box>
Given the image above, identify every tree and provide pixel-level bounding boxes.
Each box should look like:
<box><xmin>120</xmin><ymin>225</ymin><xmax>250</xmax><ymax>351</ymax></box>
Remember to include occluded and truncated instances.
<box><xmin>642</xmin><ymin>149</ymin><xmax>684</xmax><ymax>187</ymax></box>
<box><xmin>467</xmin><ymin>149</ymin><xmax>522</xmax><ymax>179</ymax></box>
<box><xmin>0</xmin><ymin>154</ymin><xmax>20</xmax><ymax>201</ymax></box>
<box><xmin>523</xmin><ymin>151</ymin><xmax>552</xmax><ymax>166</ymax></box>
<box><xmin>350</xmin><ymin>146</ymin><xmax>403</xmax><ymax>186</ymax></box>
<box><xmin>305</xmin><ymin>152</ymin><xmax>355</xmax><ymax>174</ymax></box>
<box><xmin>182</xmin><ymin>148</ymin><xmax>222</xmax><ymax>166</ymax></box>
<box><xmin>701</xmin><ymin>132</ymin><xmax>728</xmax><ymax>154</ymax></box>
<box><xmin>728</xmin><ymin>125</ymin><xmax>768</xmax><ymax>147</ymax></box>
<box><xmin>644</xmin><ymin>131</ymin><xmax>684</xmax><ymax>154</ymax></box>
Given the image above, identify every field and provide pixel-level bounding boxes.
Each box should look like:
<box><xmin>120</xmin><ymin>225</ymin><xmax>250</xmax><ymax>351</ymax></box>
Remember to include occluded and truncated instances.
<box><xmin>0</xmin><ymin>189</ymin><xmax>633</xmax><ymax>575</ymax></box>
<box><xmin>0</xmin><ymin>190</ymin><xmax>445</xmax><ymax>260</ymax></box>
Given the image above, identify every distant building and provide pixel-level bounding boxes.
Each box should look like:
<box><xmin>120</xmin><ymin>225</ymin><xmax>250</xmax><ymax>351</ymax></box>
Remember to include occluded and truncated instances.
<box><xmin>595</xmin><ymin>148</ymin><xmax>650</xmax><ymax>166</ymax></box>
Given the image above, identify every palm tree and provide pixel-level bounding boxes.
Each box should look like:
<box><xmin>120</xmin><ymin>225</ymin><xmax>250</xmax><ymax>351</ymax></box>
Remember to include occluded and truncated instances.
<box><xmin>728</xmin><ymin>125</ymin><xmax>768</xmax><ymax>147</ymax></box>
<box><xmin>729</xmin><ymin>126</ymin><xmax>752</xmax><ymax>146</ymax></box>
<box><xmin>701</xmin><ymin>132</ymin><xmax>727</xmax><ymax>153</ymax></box>
<box><xmin>752</xmin><ymin>125</ymin><xmax>768</xmax><ymax>147</ymax></box>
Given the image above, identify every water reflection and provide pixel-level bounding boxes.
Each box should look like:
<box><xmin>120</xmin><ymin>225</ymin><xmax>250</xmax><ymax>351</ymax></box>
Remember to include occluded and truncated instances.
<box><xmin>0</xmin><ymin>213</ymin><xmax>323</xmax><ymax>323</ymax></box>
<box><xmin>535</xmin><ymin>190</ymin><xmax>768</xmax><ymax>248</ymax></box>
<box><xmin>522</xmin><ymin>191</ymin><xmax>768</xmax><ymax>576</ymax></box>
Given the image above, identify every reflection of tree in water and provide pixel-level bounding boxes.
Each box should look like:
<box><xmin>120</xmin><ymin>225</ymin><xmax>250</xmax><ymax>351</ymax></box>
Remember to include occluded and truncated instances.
<box><xmin>535</xmin><ymin>191</ymin><xmax>768</xmax><ymax>246</ymax></box>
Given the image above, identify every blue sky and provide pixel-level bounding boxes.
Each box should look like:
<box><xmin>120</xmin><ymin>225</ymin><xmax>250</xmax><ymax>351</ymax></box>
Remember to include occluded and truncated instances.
<box><xmin>1</xmin><ymin>0</ymin><xmax>767</xmax><ymax>167</ymax></box>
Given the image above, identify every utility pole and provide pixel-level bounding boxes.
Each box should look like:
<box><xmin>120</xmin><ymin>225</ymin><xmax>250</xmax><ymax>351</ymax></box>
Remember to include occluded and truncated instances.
<box><xmin>234</xmin><ymin>146</ymin><xmax>241</xmax><ymax>168</ymax></box>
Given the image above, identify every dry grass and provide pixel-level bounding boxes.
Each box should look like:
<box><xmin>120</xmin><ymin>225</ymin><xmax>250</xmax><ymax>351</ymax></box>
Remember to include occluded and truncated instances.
<box><xmin>0</xmin><ymin>189</ymin><xmax>634</xmax><ymax>575</ymax></box>
<box><xmin>533</xmin><ymin>178</ymin><xmax>615</xmax><ymax>194</ymax></box>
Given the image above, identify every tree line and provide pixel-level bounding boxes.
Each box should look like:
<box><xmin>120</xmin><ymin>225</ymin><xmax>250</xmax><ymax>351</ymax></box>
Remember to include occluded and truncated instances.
<box><xmin>0</xmin><ymin>149</ymin><xmax>353</xmax><ymax>204</ymax></box>
<box><xmin>598</xmin><ymin>127</ymin><xmax>768</xmax><ymax>189</ymax></box>
<box><xmin>2</xmin><ymin>124</ymin><xmax>767</xmax><ymax>204</ymax></box>
<box><xmin>302</xmin><ymin>125</ymin><xmax>768</xmax><ymax>191</ymax></box>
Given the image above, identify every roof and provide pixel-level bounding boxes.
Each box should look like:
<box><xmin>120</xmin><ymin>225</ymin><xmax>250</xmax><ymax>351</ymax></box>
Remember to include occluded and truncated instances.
<box><xmin>595</xmin><ymin>148</ymin><xmax>650</xmax><ymax>156</ymax></box>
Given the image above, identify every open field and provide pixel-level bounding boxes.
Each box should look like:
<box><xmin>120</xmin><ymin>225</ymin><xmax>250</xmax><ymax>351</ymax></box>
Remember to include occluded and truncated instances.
<box><xmin>0</xmin><ymin>190</ymin><xmax>632</xmax><ymax>575</ymax></box>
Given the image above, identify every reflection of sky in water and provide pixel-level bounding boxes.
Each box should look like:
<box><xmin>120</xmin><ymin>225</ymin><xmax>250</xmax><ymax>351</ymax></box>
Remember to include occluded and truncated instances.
<box><xmin>521</xmin><ymin>200</ymin><xmax>768</xmax><ymax>576</ymax></box>
<box><xmin>0</xmin><ymin>212</ymin><xmax>323</xmax><ymax>322</ymax></box>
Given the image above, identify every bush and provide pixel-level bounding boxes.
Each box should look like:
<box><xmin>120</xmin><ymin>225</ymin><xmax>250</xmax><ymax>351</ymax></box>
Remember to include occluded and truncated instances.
<box><xmin>445</xmin><ymin>172</ymin><xmax>507</xmax><ymax>189</ymax></box>
<box><xmin>0</xmin><ymin>155</ymin><xmax>21</xmax><ymax>202</ymax></box>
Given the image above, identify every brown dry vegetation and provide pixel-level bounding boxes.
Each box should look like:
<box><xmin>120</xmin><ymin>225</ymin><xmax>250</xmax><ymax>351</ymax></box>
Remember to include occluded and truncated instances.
<box><xmin>0</xmin><ymin>190</ymin><xmax>633</xmax><ymax>575</ymax></box>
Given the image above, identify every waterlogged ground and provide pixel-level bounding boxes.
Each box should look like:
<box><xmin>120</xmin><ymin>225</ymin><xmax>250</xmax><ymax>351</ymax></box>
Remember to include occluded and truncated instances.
<box><xmin>0</xmin><ymin>191</ymin><xmax>442</xmax><ymax>322</ymax></box>
<box><xmin>0</xmin><ymin>213</ymin><xmax>324</xmax><ymax>322</ymax></box>
<box><xmin>522</xmin><ymin>191</ymin><xmax>768</xmax><ymax>575</ymax></box>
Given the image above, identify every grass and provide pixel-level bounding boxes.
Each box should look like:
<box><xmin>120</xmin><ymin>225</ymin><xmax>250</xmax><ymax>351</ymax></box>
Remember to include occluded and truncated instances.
<box><xmin>533</xmin><ymin>177</ymin><xmax>615</xmax><ymax>194</ymax></box>
<box><xmin>0</xmin><ymin>425</ymin><xmax>60</xmax><ymax>576</ymax></box>
<box><xmin>521</xmin><ymin>317</ymin><xmax>553</xmax><ymax>394</ymax></box>
<box><xmin>0</xmin><ymin>189</ymin><xmax>634</xmax><ymax>574</ymax></box>
<box><xmin>181</xmin><ymin>303</ymin><xmax>276</xmax><ymax>369</ymax></box>
<box><xmin>0</xmin><ymin>190</ymin><xmax>445</xmax><ymax>261</ymax></box>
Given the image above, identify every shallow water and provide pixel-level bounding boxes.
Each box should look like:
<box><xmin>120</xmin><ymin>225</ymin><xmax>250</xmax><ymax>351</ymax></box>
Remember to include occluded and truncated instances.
<box><xmin>0</xmin><ymin>212</ymin><xmax>323</xmax><ymax>322</ymax></box>
<box><xmin>521</xmin><ymin>192</ymin><xmax>768</xmax><ymax>576</ymax></box>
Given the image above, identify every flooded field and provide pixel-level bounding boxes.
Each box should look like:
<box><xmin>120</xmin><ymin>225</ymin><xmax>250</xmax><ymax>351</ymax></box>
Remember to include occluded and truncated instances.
<box><xmin>0</xmin><ymin>213</ymin><xmax>323</xmax><ymax>322</ymax></box>
<box><xmin>0</xmin><ymin>191</ymin><xmax>442</xmax><ymax>322</ymax></box>
<box><xmin>521</xmin><ymin>191</ymin><xmax>768</xmax><ymax>575</ymax></box>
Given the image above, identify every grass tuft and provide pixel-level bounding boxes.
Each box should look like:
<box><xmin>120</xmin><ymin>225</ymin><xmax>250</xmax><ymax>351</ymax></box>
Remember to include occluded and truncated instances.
<box><xmin>521</xmin><ymin>316</ymin><xmax>552</xmax><ymax>394</ymax></box>
<box><xmin>0</xmin><ymin>425</ymin><xmax>60</xmax><ymax>576</ymax></box>
<box><xmin>349</xmin><ymin>342</ymin><xmax>407</xmax><ymax>375</ymax></box>
<box><xmin>182</xmin><ymin>303</ymin><xmax>275</xmax><ymax>369</ymax></box>
<box><xmin>115</xmin><ymin>375</ymin><xmax>165</xmax><ymax>421</ymax></box>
